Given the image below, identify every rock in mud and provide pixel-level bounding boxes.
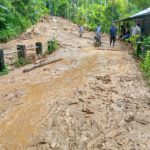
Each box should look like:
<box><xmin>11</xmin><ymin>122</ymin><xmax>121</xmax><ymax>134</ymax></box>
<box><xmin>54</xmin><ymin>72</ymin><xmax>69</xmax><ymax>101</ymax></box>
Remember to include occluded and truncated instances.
<box><xmin>124</xmin><ymin>114</ymin><xmax>135</xmax><ymax>123</ymax></box>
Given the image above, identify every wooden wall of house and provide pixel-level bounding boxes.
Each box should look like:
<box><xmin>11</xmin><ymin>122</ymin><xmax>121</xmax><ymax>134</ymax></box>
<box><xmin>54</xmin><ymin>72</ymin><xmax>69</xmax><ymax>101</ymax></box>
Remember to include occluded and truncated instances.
<box><xmin>142</xmin><ymin>17</ymin><xmax>150</xmax><ymax>36</ymax></box>
<box><xmin>137</xmin><ymin>16</ymin><xmax>150</xmax><ymax>36</ymax></box>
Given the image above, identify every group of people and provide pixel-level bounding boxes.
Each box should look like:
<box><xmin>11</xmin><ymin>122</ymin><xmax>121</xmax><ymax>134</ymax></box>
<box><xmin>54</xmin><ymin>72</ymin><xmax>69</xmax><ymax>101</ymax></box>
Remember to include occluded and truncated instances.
<box><xmin>120</xmin><ymin>22</ymin><xmax>141</xmax><ymax>41</ymax></box>
<box><xmin>79</xmin><ymin>21</ymin><xmax>141</xmax><ymax>47</ymax></box>
<box><xmin>79</xmin><ymin>23</ymin><xmax>117</xmax><ymax>47</ymax></box>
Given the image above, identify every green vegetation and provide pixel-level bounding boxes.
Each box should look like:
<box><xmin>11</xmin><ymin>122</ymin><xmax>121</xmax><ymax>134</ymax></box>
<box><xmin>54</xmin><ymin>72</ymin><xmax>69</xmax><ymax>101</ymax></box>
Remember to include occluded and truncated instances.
<box><xmin>140</xmin><ymin>52</ymin><xmax>150</xmax><ymax>84</ymax></box>
<box><xmin>143</xmin><ymin>36</ymin><xmax>150</xmax><ymax>49</ymax></box>
<box><xmin>133</xmin><ymin>0</ymin><xmax>150</xmax><ymax>9</ymax></box>
<box><xmin>140</xmin><ymin>51</ymin><xmax>150</xmax><ymax>72</ymax></box>
<box><xmin>48</xmin><ymin>0</ymin><xmax>149</xmax><ymax>32</ymax></box>
<box><xmin>48</xmin><ymin>38</ymin><xmax>58</xmax><ymax>54</ymax></box>
<box><xmin>129</xmin><ymin>35</ymin><xmax>150</xmax><ymax>82</ymax></box>
<box><xmin>14</xmin><ymin>57</ymin><xmax>31</xmax><ymax>68</ymax></box>
<box><xmin>139</xmin><ymin>36</ymin><xmax>150</xmax><ymax>81</ymax></box>
<box><xmin>0</xmin><ymin>65</ymin><xmax>8</xmax><ymax>76</ymax></box>
<box><xmin>129</xmin><ymin>35</ymin><xmax>140</xmax><ymax>49</ymax></box>
<box><xmin>131</xmin><ymin>36</ymin><xmax>150</xmax><ymax>58</ymax></box>
<box><xmin>0</xmin><ymin>0</ymin><xmax>48</xmax><ymax>42</ymax></box>
<box><xmin>1</xmin><ymin>0</ymin><xmax>149</xmax><ymax>43</ymax></box>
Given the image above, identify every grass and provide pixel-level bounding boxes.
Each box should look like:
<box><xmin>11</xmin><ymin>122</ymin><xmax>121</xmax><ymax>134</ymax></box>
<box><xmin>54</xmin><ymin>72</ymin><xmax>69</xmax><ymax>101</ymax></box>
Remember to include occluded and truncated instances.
<box><xmin>0</xmin><ymin>65</ymin><xmax>9</xmax><ymax>76</ymax></box>
<box><xmin>139</xmin><ymin>50</ymin><xmax>150</xmax><ymax>86</ymax></box>
<box><xmin>14</xmin><ymin>57</ymin><xmax>31</xmax><ymax>68</ymax></box>
<box><xmin>48</xmin><ymin>38</ymin><xmax>58</xmax><ymax>54</ymax></box>
<box><xmin>143</xmin><ymin>71</ymin><xmax>150</xmax><ymax>87</ymax></box>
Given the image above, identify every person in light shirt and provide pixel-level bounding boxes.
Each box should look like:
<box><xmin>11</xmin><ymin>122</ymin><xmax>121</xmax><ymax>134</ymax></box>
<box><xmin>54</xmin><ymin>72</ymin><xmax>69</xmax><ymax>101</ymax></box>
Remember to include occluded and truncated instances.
<box><xmin>79</xmin><ymin>25</ymin><xmax>84</xmax><ymax>38</ymax></box>
<box><xmin>132</xmin><ymin>23</ymin><xmax>141</xmax><ymax>36</ymax></box>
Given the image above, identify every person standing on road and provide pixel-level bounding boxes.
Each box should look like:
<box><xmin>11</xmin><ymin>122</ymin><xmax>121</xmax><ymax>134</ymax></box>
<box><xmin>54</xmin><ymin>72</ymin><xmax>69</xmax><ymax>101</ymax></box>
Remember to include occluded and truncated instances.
<box><xmin>79</xmin><ymin>25</ymin><xmax>84</xmax><ymax>38</ymax></box>
<box><xmin>94</xmin><ymin>25</ymin><xmax>102</xmax><ymax>46</ymax></box>
<box><xmin>96</xmin><ymin>25</ymin><xmax>101</xmax><ymax>38</ymax></box>
<box><xmin>132</xmin><ymin>23</ymin><xmax>141</xmax><ymax>36</ymax></box>
<box><xmin>110</xmin><ymin>23</ymin><xmax>117</xmax><ymax>47</ymax></box>
<box><xmin>131</xmin><ymin>22</ymin><xmax>142</xmax><ymax>44</ymax></box>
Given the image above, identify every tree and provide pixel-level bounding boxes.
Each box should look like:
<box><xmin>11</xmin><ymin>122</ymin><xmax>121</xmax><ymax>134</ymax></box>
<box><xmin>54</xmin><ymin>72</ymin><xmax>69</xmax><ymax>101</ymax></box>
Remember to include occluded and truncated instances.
<box><xmin>0</xmin><ymin>0</ymin><xmax>48</xmax><ymax>42</ymax></box>
<box><xmin>130</xmin><ymin>0</ymin><xmax>150</xmax><ymax>10</ymax></box>
<box><xmin>0</xmin><ymin>0</ymin><xmax>148</xmax><ymax>42</ymax></box>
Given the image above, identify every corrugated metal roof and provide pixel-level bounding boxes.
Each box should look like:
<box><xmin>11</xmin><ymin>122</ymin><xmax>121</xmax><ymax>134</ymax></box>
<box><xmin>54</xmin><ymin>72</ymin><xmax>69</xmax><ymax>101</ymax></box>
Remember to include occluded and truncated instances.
<box><xmin>131</xmin><ymin>7</ymin><xmax>150</xmax><ymax>18</ymax></box>
<box><xmin>114</xmin><ymin>7</ymin><xmax>150</xmax><ymax>23</ymax></box>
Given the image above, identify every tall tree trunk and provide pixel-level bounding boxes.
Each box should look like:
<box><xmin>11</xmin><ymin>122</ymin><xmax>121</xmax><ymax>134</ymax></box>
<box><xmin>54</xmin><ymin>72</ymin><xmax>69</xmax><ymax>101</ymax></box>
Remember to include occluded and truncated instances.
<box><xmin>112</xmin><ymin>0</ymin><xmax>115</xmax><ymax>21</ymax></box>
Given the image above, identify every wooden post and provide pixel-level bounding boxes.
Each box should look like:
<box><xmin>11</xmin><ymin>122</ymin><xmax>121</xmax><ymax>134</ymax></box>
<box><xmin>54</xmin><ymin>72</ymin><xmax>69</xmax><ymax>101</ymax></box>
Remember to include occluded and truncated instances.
<box><xmin>0</xmin><ymin>49</ymin><xmax>5</xmax><ymax>71</ymax></box>
<box><xmin>36</xmin><ymin>42</ymin><xmax>43</xmax><ymax>55</ymax></box>
<box><xmin>17</xmin><ymin>45</ymin><xmax>26</xmax><ymax>59</ymax></box>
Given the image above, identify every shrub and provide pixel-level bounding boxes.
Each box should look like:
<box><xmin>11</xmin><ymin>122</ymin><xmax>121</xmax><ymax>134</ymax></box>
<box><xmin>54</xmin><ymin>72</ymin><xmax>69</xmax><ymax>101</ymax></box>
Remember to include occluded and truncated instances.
<box><xmin>143</xmin><ymin>36</ymin><xmax>150</xmax><ymax>45</ymax></box>
<box><xmin>48</xmin><ymin>38</ymin><xmax>58</xmax><ymax>54</ymax></box>
<box><xmin>140</xmin><ymin>51</ymin><xmax>150</xmax><ymax>72</ymax></box>
<box><xmin>0</xmin><ymin>65</ymin><xmax>8</xmax><ymax>76</ymax></box>
<box><xmin>14</xmin><ymin>57</ymin><xmax>31</xmax><ymax>68</ymax></box>
<box><xmin>129</xmin><ymin>35</ymin><xmax>140</xmax><ymax>49</ymax></box>
<box><xmin>0</xmin><ymin>1</ymin><xmax>48</xmax><ymax>42</ymax></box>
<box><xmin>140</xmin><ymin>50</ymin><xmax>150</xmax><ymax>84</ymax></box>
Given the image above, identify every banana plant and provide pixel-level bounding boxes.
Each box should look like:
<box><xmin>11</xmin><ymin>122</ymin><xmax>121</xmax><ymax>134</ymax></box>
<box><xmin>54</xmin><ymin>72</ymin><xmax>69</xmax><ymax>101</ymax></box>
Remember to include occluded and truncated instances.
<box><xmin>0</xmin><ymin>5</ymin><xmax>9</xmax><ymax>11</ymax></box>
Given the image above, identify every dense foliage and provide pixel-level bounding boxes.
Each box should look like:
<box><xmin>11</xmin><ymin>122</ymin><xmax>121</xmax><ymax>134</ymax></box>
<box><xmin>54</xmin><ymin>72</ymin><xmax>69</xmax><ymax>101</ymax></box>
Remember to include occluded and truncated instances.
<box><xmin>48</xmin><ymin>0</ymin><xmax>149</xmax><ymax>31</ymax></box>
<box><xmin>138</xmin><ymin>36</ymin><xmax>150</xmax><ymax>81</ymax></box>
<box><xmin>0</xmin><ymin>65</ymin><xmax>8</xmax><ymax>76</ymax></box>
<box><xmin>0</xmin><ymin>0</ymin><xmax>48</xmax><ymax>42</ymax></box>
<box><xmin>48</xmin><ymin>38</ymin><xmax>58</xmax><ymax>54</ymax></box>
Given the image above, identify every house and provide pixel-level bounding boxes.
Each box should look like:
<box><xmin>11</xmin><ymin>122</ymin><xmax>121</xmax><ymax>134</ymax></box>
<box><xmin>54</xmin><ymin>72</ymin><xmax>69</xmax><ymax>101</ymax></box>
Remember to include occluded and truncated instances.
<box><xmin>114</xmin><ymin>7</ymin><xmax>150</xmax><ymax>36</ymax></box>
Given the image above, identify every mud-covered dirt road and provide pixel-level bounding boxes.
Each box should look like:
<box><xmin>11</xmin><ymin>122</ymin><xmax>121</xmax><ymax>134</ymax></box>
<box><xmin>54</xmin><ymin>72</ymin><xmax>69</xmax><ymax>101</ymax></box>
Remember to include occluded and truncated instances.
<box><xmin>0</xmin><ymin>17</ymin><xmax>150</xmax><ymax>150</ymax></box>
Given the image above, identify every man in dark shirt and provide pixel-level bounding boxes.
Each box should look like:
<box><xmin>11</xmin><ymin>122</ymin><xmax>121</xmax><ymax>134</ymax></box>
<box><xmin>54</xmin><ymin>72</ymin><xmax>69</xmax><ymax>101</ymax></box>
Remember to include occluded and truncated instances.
<box><xmin>110</xmin><ymin>23</ymin><xmax>117</xmax><ymax>47</ymax></box>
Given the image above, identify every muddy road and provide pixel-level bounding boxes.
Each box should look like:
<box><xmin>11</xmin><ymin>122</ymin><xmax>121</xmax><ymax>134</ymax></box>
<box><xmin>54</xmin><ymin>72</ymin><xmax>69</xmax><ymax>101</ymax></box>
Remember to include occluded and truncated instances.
<box><xmin>0</xmin><ymin>17</ymin><xmax>150</xmax><ymax>150</ymax></box>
